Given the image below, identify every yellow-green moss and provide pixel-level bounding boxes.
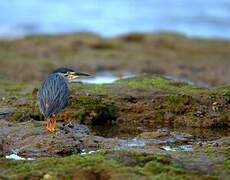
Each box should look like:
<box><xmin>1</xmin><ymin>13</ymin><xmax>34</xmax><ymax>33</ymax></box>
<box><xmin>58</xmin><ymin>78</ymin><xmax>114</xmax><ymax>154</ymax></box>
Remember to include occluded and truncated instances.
<box><xmin>70</xmin><ymin>95</ymin><xmax>117</xmax><ymax>125</ymax></box>
<box><xmin>116</xmin><ymin>75</ymin><xmax>206</xmax><ymax>94</ymax></box>
<box><xmin>0</xmin><ymin>150</ymin><xmax>217</xmax><ymax>179</ymax></box>
<box><xmin>1</xmin><ymin>75</ymin><xmax>229</xmax><ymax>128</ymax></box>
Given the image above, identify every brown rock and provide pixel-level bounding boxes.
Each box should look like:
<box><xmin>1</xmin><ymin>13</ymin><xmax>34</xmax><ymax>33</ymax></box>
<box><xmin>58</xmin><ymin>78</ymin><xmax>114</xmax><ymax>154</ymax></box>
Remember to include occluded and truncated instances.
<box><xmin>138</xmin><ymin>129</ymin><xmax>169</xmax><ymax>139</ymax></box>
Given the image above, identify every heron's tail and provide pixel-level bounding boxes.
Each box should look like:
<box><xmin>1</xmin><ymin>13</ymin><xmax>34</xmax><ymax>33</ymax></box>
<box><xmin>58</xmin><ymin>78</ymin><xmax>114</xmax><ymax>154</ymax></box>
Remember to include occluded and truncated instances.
<box><xmin>46</xmin><ymin>117</ymin><xmax>56</xmax><ymax>133</ymax></box>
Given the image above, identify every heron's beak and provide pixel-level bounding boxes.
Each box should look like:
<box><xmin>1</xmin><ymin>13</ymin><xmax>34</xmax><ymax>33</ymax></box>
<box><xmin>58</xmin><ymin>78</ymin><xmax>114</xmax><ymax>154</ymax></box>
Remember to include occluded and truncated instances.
<box><xmin>74</xmin><ymin>71</ymin><xmax>91</xmax><ymax>77</ymax></box>
<box><xmin>68</xmin><ymin>71</ymin><xmax>91</xmax><ymax>80</ymax></box>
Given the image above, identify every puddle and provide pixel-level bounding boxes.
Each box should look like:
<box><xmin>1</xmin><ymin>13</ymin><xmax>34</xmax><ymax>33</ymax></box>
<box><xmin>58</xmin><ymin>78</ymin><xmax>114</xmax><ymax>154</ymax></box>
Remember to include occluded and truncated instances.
<box><xmin>5</xmin><ymin>154</ymin><xmax>34</xmax><ymax>161</ymax></box>
<box><xmin>117</xmin><ymin>131</ymin><xmax>194</xmax><ymax>148</ymax></box>
<box><xmin>117</xmin><ymin>137</ymin><xmax>194</xmax><ymax>152</ymax></box>
<box><xmin>90</xmin><ymin>125</ymin><xmax>230</xmax><ymax>153</ymax></box>
<box><xmin>74</xmin><ymin>70</ymin><xmax>209</xmax><ymax>87</ymax></box>
<box><xmin>80</xmin><ymin>149</ymin><xmax>100</xmax><ymax>155</ymax></box>
<box><xmin>92</xmin><ymin>126</ymin><xmax>230</xmax><ymax>152</ymax></box>
<box><xmin>75</xmin><ymin>71</ymin><xmax>134</xmax><ymax>84</ymax></box>
<box><xmin>161</xmin><ymin>145</ymin><xmax>193</xmax><ymax>152</ymax></box>
<box><xmin>118</xmin><ymin>138</ymin><xmax>147</xmax><ymax>148</ymax></box>
<box><xmin>92</xmin><ymin>125</ymin><xmax>230</xmax><ymax>141</ymax></box>
<box><xmin>74</xmin><ymin>71</ymin><xmax>210</xmax><ymax>87</ymax></box>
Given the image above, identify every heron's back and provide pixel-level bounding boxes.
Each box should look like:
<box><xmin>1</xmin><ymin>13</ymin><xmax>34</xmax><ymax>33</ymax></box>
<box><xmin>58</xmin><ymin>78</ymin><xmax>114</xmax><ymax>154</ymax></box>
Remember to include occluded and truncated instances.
<box><xmin>38</xmin><ymin>73</ymin><xmax>70</xmax><ymax>118</ymax></box>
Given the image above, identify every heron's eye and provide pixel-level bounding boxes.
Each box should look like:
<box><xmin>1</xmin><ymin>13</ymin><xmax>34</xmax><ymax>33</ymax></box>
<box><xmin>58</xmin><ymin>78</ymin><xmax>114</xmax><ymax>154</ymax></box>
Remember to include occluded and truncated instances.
<box><xmin>63</xmin><ymin>72</ymin><xmax>69</xmax><ymax>77</ymax></box>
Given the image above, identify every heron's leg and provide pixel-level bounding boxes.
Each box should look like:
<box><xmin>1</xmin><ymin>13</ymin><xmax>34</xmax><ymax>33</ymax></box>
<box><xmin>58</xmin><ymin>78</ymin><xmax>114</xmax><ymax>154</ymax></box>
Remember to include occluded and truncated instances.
<box><xmin>46</xmin><ymin>116</ymin><xmax>56</xmax><ymax>133</ymax></box>
<box><xmin>46</xmin><ymin>118</ymin><xmax>53</xmax><ymax>132</ymax></box>
<box><xmin>51</xmin><ymin>116</ymin><xmax>56</xmax><ymax>132</ymax></box>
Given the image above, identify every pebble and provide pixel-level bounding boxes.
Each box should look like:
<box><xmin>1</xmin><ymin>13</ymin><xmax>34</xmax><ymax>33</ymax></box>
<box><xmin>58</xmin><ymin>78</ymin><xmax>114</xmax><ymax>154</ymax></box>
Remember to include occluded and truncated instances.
<box><xmin>193</xmin><ymin>110</ymin><xmax>205</xmax><ymax>118</ymax></box>
<box><xmin>212</xmin><ymin>102</ymin><xmax>219</xmax><ymax>111</ymax></box>
<box><xmin>43</xmin><ymin>174</ymin><xmax>52</xmax><ymax>180</ymax></box>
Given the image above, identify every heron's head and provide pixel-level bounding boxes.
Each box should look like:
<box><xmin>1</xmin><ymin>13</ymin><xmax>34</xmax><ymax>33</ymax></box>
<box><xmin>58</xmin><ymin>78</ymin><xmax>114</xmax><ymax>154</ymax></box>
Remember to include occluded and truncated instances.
<box><xmin>52</xmin><ymin>67</ymin><xmax>90</xmax><ymax>81</ymax></box>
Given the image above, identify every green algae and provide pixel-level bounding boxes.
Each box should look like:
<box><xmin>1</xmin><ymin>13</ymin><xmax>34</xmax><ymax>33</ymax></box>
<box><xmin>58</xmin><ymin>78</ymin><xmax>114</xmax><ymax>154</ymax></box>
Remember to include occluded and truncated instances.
<box><xmin>116</xmin><ymin>75</ymin><xmax>206</xmax><ymax>95</ymax></box>
<box><xmin>0</xmin><ymin>150</ymin><xmax>218</xmax><ymax>179</ymax></box>
<box><xmin>70</xmin><ymin>95</ymin><xmax>117</xmax><ymax>125</ymax></box>
<box><xmin>224</xmin><ymin>147</ymin><xmax>230</xmax><ymax>153</ymax></box>
<box><xmin>72</xmin><ymin>83</ymin><xmax>110</xmax><ymax>94</ymax></box>
<box><xmin>163</xmin><ymin>95</ymin><xmax>191</xmax><ymax>115</ymax></box>
<box><xmin>0</xmin><ymin>152</ymin><xmax>117</xmax><ymax>179</ymax></box>
<box><xmin>154</xmin><ymin>110</ymin><xmax>166</xmax><ymax>124</ymax></box>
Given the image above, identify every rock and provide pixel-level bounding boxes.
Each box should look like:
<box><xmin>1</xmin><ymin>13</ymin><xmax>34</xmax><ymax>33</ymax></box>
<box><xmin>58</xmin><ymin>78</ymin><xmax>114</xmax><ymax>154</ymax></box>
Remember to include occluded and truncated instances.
<box><xmin>214</xmin><ymin>137</ymin><xmax>230</xmax><ymax>146</ymax></box>
<box><xmin>59</xmin><ymin>123</ymin><xmax>90</xmax><ymax>135</ymax></box>
<box><xmin>170</xmin><ymin>132</ymin><xmax>194</xmax><ymax>143</ymax></box>
<box><xmin>0</xmin><ymin>107</ymin><xmax>16</xmax><ymax>115</ymax></box>
<box><xmin>193</xmin><ymin>110</ymin><xmax>205</xmax><ymax>118</ymax></box>
<box><xmin>171</xmin><ymin>132</ymin><xmax>193</xmax><ymax>139</ymax></box>
<box><xmin>138</xmin><ymin>129</ymin><xmax>169</xmax><ymax>139</ymax></box>
<box><xmin>15</xmin><ymin>97</ymin><xmax>29</xmax><ymax>106</ymax></box>
<box><xmin>0</xmin><ymin>120</ymin><xmax>118</xmax><ymax>157</ymax></box>
<box><xmin>212</xmin><ymin>102</ymin><xmax>219</xmax><ymax>112</ymax></box>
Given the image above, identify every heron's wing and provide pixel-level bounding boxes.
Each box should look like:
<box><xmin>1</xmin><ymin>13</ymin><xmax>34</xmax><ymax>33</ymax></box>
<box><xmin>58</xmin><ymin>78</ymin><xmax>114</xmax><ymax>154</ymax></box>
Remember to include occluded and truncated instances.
<box><xmin>38</xmin><ymin>74</ymin><xmax>70</xmax><ymax>118</ymax></box>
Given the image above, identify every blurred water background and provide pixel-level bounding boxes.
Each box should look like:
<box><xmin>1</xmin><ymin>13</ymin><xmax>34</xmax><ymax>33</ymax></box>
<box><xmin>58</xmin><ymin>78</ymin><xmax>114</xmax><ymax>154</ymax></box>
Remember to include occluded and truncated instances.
<box><xmin>0</xmin><ymin>0</ymin><xmax>230</xmax><ymax>39</ymax></box>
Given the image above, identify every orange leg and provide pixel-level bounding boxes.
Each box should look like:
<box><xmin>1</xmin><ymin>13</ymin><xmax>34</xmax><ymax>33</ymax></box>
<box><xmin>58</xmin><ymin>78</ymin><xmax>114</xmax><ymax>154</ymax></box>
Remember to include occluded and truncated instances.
<box><xmin>46</xmin><ymin>116</ymin><xmax>56</xmax><ymax>133</ymax></box>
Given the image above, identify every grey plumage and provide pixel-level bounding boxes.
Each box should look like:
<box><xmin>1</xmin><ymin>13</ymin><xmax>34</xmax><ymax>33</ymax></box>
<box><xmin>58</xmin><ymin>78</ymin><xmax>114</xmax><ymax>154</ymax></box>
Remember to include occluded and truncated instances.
<box><xmin>38</xmin><ymin>73</ymin><xmax>70</xmax><ymax>118</ymax></box>
<box><xmin>37</xmin><ymin>67</ymin><xmax>90</xmax><ymax>132</ymax></box>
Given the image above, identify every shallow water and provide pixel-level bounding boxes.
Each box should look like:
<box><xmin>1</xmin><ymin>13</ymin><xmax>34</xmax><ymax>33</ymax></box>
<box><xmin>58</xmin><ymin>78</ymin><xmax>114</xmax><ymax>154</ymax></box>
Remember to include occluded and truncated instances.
<box><xmin>89</xmin><ymin>121</ymin><xmax>229</xmax><ymax>152</ymax></box>
<box><xmin>0</xmin><ymin>0</ymin><xmax>230</xmax><ymax>39</ymax></box>
<box><xmin>115</xmin><ymin>133</ymin><xmax>195</xmax><ymax>152</ymax></box>
<box><xmin>5</xmin><ymin>154</ymin><xmax>34</xmax><ymax>161</ymax></box>
<box><xmin>161</xmin><ymin>145</ymin><xmax>193</xmax><ymax>152</ymax></box>
<box><xmin>91</xmin><ymin>125</ymin><xmax>230</xmax><ymax>152</ymax></box>
<box><xmin>76</xmin><ymin>71</ymin><xmax>134</xmax><ymax>84</ymax></box>
<box><xmin>92</xmin><ymin>125</ymin><xmax>230</xmax><ymax>140</ymax></box>
<box><xmin>75</xmin><ymin>71</ymin><xmax>211</xmax><ymax>87</ymax></box>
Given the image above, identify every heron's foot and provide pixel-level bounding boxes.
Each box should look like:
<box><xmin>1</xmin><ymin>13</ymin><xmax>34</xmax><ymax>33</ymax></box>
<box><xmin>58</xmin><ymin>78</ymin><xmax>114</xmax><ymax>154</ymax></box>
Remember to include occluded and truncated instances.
<box><xmin>46</xmin><ymin>118</ymin><xmax>56</xmax><ymax>133</ymax></box>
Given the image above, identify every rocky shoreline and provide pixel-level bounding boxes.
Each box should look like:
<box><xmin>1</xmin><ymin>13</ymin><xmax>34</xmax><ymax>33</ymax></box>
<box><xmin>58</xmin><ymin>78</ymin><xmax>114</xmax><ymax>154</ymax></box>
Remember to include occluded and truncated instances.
<box><xmin>0</xmin><ymin>33</ymin><xmax>229</xmax><ymax>179</ymax></box>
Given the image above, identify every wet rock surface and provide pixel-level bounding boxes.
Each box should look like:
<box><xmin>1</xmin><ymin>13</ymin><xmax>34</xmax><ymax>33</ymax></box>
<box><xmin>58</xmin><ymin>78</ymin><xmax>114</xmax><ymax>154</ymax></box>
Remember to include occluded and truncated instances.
<box><xmin>0</xmin><ymin>75</ymin><xmax>229</xmax><ymax>161</ymax></box>
<box><xmin>0</xmin><ymin>118</ymin><xmax>200</xmax><ymax>158</ymax></box>
<box><xmin>0</xmin><ymin>107</ymin><xmax>15</xmax><ymax>117</ymax></box>
<box><xmin>0</xmin><ymin>119</ymin><xmax>119</xmax><ymax>157</ymax></box>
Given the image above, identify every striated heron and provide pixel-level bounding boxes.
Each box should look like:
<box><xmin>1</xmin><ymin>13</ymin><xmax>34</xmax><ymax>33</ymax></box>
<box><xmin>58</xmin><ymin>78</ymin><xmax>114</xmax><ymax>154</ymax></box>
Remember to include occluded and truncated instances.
<box><xmin>38</xmin><ymin>67</ymin><xmax>90</xmax><ymax>132</ymax></box>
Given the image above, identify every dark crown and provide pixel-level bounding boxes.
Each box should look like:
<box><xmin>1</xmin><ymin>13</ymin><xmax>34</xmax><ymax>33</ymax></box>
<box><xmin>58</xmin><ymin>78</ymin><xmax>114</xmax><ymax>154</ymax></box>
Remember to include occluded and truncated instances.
<box><xmin>52</xmin><ymin>67</ymin><xmax>74</xmax><ymax>74</ymax></box>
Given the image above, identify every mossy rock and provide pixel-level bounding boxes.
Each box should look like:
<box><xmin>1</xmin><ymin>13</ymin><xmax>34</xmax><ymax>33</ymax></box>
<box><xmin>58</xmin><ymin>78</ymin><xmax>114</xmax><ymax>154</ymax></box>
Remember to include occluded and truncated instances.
<box><xmin>0</xmin><ymin>150</ymin><xmax>220</xmax><ymax>179</ymax></box>
<box><xmin>1</xmin><ymin>74</ymin><xmax>230</xmax><ymax>129</ymax></box>
<box><xmin>70</xmin><ymin>95</ymin><xmax>117</xmax><ymax>125</ymax></box>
